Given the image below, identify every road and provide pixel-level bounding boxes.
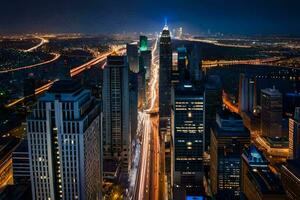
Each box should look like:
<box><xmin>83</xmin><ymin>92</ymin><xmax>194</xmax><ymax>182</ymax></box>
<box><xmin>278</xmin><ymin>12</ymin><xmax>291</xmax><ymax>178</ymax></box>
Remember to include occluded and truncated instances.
<box><xmin>0</xmin><ymin>53</ymin><xmax>61</xmax><ymax>74</ymax></box>
<box><xmin>202</xmin><ymin>57</ymin><xmax>282</xmax><ymax>69</ymax></box>
<box><xmin>133</xmin><ymin>38</ymin><xmax>161</xmax><ymax>200</ymax></box>
<box><xmin>23</xmin><ymin>36</ymin><xmax>49</xmax><ymax>52</ymax></box>
<box><xmin>5</xmin><ymin>46</ymin><xmax>124</xmax><ymax>108</ymax></box>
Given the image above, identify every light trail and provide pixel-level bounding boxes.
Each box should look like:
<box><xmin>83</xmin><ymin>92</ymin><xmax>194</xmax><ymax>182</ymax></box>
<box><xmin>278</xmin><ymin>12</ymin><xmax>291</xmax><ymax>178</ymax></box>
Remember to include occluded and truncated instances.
<box><xmin>145</xmin><ymin>38</ymin><xmax>159</xmax><ymax>113</ymax></box>
<box><xmin>5</xmin><ymin>79</ymin><xmax>58</xmax><ymax>108</ymax></box>
<box><xmin>132</xmin><ymin>37</ymin><xmax>160</xmax><ymax>200</ymax></box>
<box><xmin>4</xmin><ymin>47</ymin><xmax>119</xmax><ymax>108</ymax></box>
<box><xmin>70</xmin><ymin>46</ymin><xmax>124</xmax><ymax>77</ymax></box>
<box><xmin>24</xmin><ymin>36</ymin><xmax>49</xmax><ymax>52</ymax></box>
<box><xmin>183</xmin><ymin>37</ymin><xmax>252</xmax><ymax>48</ymax></box>
<box><xmin>0</xmin><ymin>53</ymin><xmax>60</xmax><ymax>74</ymax></box>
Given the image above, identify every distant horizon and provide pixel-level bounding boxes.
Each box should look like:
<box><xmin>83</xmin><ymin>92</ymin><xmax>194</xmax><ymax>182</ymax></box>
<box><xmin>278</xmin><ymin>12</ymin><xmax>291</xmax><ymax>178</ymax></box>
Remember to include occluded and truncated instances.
<box><xmin>1</xmin><ymin>0</ymin><xmax>300</xmax><ymax>36</ymax></box>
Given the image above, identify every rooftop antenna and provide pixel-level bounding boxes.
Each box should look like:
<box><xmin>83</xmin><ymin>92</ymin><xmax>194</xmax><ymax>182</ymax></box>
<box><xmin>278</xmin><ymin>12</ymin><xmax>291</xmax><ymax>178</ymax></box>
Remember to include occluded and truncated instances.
<box><xmin>164</xmin><ymin>17</ymin><xmax>168</xmax><ymax>30</ymax></box>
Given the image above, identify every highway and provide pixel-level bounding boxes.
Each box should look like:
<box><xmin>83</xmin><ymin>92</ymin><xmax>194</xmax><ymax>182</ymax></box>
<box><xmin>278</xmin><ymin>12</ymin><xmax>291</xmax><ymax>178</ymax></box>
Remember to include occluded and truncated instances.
<box><xmin>202</xmin><ymin>57</ymin><xmax>282</xmax><ymax>68</ymax></box>
<box><xmin>5</xmin><ymin>46</ymin><xmax>123</xmax><ymax>108</ymax></box>
<box><xmin>0</xmin><ymin>53</ymin><xmax>61</xmax><ymax>74</ymax></box>
<box><xmin>133</xmin><ymin>38</ymin><xmax>161</xmax><ymax>200</ymax></box>
<box><xmin>23</xmin><ymin>36</ymin><xmax>49</xmax><ymax>52</ymax></box>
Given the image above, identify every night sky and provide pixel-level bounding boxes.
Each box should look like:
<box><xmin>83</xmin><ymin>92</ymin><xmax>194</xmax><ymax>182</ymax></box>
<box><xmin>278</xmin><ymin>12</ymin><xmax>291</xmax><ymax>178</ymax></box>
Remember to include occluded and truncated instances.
<box><xmin>1</xmin><ymin>0</ymin><xmax>300</xmax><ymax>35</ymax></box>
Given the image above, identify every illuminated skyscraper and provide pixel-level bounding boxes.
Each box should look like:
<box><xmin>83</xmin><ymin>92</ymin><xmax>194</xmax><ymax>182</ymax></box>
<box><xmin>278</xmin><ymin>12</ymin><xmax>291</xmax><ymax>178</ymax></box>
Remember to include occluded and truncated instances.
<box><xmin>139</xmin><ymin>35</ymin><xmax>148</xmax><ymax>51</ymax></box>
<box><xmin>289</xmin><ymin>107</ymin><xmax>300</xmax><ymax>159</ymax></box>
<box><xmin>261</xmin><ymin>87</ymin><xmax>283</xmax><ymax>137</ymax></box>
<box><xmin>102</xmin><ymin>55</ymin><xmax>131</xmax><ymax>173</ymax></box>
<box><xmin>241</xmin><ymin>145</ymin><xmax>285</xmax><ymax>200</ymax></box>
<box><xmin>159</xmin><ymin>23</ymin><xmax>173</xmax><ymax>198</ymax></box>
<box><xmin>27</xmin><ymin>80</ymin><xmax>102</xmax><ymax>200</ymax></box>
<box><xmin>210</xmin><ymin>110</ymin><xmax>250</xmax><ymax>197</ymax></box>
<box><xmin>239</xmin><ymin>73</ymin><xmax>256</xmax><ymax>113</ymax></box>
<box><xmin>172</xmin><ymin>84</ymin><xmax>204</xmax><ymax>195</ymax></box>
<box><xmin>177</xmin><ymin>47</ymin><xmax>188</xmax><ymax>83</ymax></box>
<box><xmin>159</xmin><ymin>24</ymin><xmax>172</xmax><ymax>135</ymax></box>
<box><xmin>204</xmin><ymin>75</ymin><xmax>222</xmax><ymax>151</ymax></box>
<box><xmin>189</xmin><ymin>45</ymin><xmax>202</xmax><ymax>83</ymax></box>
<box><xmin>126</xmin><ymin>43</ymin><xmax>139</xmax><ymax>73</ymax></box>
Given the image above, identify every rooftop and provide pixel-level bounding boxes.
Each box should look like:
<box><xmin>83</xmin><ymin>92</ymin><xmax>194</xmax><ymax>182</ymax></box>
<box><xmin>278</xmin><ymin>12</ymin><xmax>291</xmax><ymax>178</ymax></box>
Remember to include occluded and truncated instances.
<box><xmin>242</xmin><ymin>144</ymin><xmax>269</xmax><ymax>167</ymax></box>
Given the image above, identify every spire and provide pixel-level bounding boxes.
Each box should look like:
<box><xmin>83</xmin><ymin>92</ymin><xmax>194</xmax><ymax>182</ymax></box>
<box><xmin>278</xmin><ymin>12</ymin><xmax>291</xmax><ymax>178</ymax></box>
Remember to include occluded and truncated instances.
<box><xmin>163</xmin><ymin>17</ymin><xmax>168</xmax><ymax>30</ymax></box>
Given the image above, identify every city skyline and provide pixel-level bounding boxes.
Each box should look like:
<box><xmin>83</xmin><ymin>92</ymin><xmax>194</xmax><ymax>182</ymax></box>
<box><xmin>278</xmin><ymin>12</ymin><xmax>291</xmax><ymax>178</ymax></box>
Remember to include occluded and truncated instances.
<box><xmin>0</xmin><ymin>2</ymin><xmax>300</xmax><ymax>199</ymax></box>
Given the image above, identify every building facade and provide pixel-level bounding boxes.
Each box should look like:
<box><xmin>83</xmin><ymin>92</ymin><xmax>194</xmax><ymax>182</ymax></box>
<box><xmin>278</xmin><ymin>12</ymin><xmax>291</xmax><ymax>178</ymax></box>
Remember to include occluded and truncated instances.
<box><xmin>261</xmin><ymin>87</ymin><xmax>283</xmax><ymax>137</ymax></box>
<box><xmin>27</xmin><ymin>80</ymin><xmax>102</xmax><ymax>200</ymax></box>
<box><xmin>102</xmin><ymin>55</ymin><xmax>131</xmax><ymax>172</ymax></box>
<box><xmin>210</xmin><ymin>110</ymin><xmax>250</xmax><ymax>197</ymax></box>
<box><xmin>289</xmin><ymin>107</ymin><xmax>300</xmax><ymax>159</ymax></box>
<box><xmin>241</xmin><ymin>145</ymin><xmax>285</xmax><ymax>200</ymax></box>
<box><xmin>172</xmin><ymin>84</ymin><xmax>204</xmax><ymax>195</ymax></box>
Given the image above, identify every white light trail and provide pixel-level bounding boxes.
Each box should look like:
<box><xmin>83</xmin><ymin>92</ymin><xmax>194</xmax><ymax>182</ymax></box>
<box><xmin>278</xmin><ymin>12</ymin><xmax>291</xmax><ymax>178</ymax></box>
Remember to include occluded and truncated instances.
<box><xmin>24</xmin><ymin>36</ymin><xmax>49</xmax><ymax>52</ymax></box>
<box><xmin>0</xmin><ymin>53</ymin><xmax>60</xmax><ymax>74</ymax></box>
<box><xmin>132</xmin><ymin>37</ymin><xmax>160</xmax><ymax>200</ymax></box>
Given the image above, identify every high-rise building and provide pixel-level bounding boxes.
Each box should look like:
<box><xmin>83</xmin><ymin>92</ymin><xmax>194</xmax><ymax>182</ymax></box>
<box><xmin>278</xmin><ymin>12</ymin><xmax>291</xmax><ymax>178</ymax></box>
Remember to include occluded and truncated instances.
<box><xmin>172</xmin><ymin>84</ymin><xmax>204</xmax><ymax>194</ymax></box>
<box><xmin>204</xmin><ymin>75</ymin><xmax>222</xmax><ymax>151</ymax></box>
<box><xmin>171</xmin><ymin>52</ymin><xmax>180</xmax><ymax>86</ymax></box>
<box><xmin>261</xmin><ymin>87</ymin><xmax>283</xmax><ymax>137</ymax></box>
<box><xmin>239</xmin><ymin>73</ymin><xmax>256</xmax><ymax>113</ymax></box>
<box><xmin>126</xmin><ymin>43</ymin><xmax>139</xmax><ymax>73</ymax></box>
<box><xmin>159</xmin><ymin>23</ymin><xmax>173</xmax><ymax>198</ymax></box>
<box><xmin>210</xmin><ymin>110</ymin><xmax>250</xmax><ymax>197</ymax></box>
<box><xmin>139</xmin><ymin>49</ymin><xmax>151</xmax><ymax>108</ymax></box>
<box><xmin>281</xmin><ymin>159</ymin><xmax>300</xmax><ymax>200</ymax></box>
<box><xmin>27</xmin><ymin>80</ymin><xmax>102</xmax><ymax>200</ymax></box>
<box><xmin>139</xmin><ymin>35</ymin><xmax>148</xmax><ymax>52</ymax></box>
<box><xmin>189</xmin><ymin>45</ymin><xmax>202</xmax><ymax>83</ymax></box>
<box><xmin>12</xmin><ymin>140</ymin><xmax>30</xmax><ymax>184</ymax></box>
<box><xmin>102</xmin><ymin>55</ymin><xmax>131</xmax><ymax>172</ymax></box>
<box><xmin>241</xmin><ymin>145</ymin><xmax>286</xmax><ymax>200</ymax></box>
<box><xmin>140</xmin><ymin>50</ymin><xmax>152</xmax><ymax>82</ymax></box>
<box><xmin>159</xmin><ymin>24</ymin><xmax>172</xmax><ymax>134</ymax></box>
<box><xmin>289</xmin><ymin>107</ymin><xmax>300</xmax><ymax>159</ymax></box>
<box><xmin>177</xmin><ymin>47</ymin><xmax>188</xmax><ymax>83</ymax></box>
<box><xmin>129</xmin><ymin>71</ymin><xmax>138</xmax><ymax>141</ymax></box>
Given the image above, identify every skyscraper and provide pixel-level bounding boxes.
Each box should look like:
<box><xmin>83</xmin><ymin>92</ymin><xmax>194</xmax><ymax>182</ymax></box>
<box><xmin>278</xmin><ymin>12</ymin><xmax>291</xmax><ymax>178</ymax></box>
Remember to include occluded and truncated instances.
<box><xmin>139</xmin><ymin>35</ymin><xmax>148</xmax><ymax>52</ymax></box>
<box><xmin>189</xmin><ymin>45</ymin><xmax>202</xmax><ymax>83</ymax></box>
<box><xmin>172</xmin><ymin>84</ymin><xmax>204</xmax><ymax>194</ymax></box>
<box><xmin>261</xmin><ymin>87</ymin><xmax>283</xmax><ymax>137</ymax></box>
<box><xmin>27</xmin><ymin>80</ymin><xmax>102</xmax><ymax>200</ymax></box>
<box><xmin>241</xmin><ymin>145</ymin><xmax>286</xmax><ymax>200</ymax></box>
<box><xmin>129</xmin><ymin>71</ymin><xmax>138</xmax><ymax>141</ymax></box>
<box><xmin>159</xmin><ymin>24</ymin><xmax>172</xmax><ymax>135</ymax></box>
<box><xmin>289</xmin><ymin>107</ymin><xmax>300</xmax><ymax>159</ymax></box>
<box><xmin>102</xmin><ymin>55</ymin><xmax>131</xmax><ymax>173</ymax></box>
<box><xmin>139</xmin><ymin>49</ymin><xmax>151</xmax><ymax>108</ymax></box>
<box><xmin>204</xmin><ymin>75</ymin><xmax>222</xmax><ymax>151</ymax></box>
<box><xmin>126</xmin><ymin>43</ymin><xmax>139</xmax><ymax>73</ymax></box>
<box><xmin>12</xmin><ymin>140</ymin><xmax>30</xmax><ymax>185</ymax></box>
<box><xmin>210</xmin><ymin>110</ymin><xmax>250</xmax><ymax>197</ymax></box>
<box><xmin>159</xmin><ymin>23</ymin><xmax>173</xmax><ymax>198</ymax></box>
<box><xmin>177</xmin><ymin>47</ymin><xmax>188</xmax><ymax>83</ymax></box>
<box><xmin>140</xmin><ymin>50</ymin><xmax>152</xmax><ymax>82</ymax></box>
<box><xmin>238</xmin><ymin>73</ymin><xmax>256</xmax><ymax>113</ymax></box>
